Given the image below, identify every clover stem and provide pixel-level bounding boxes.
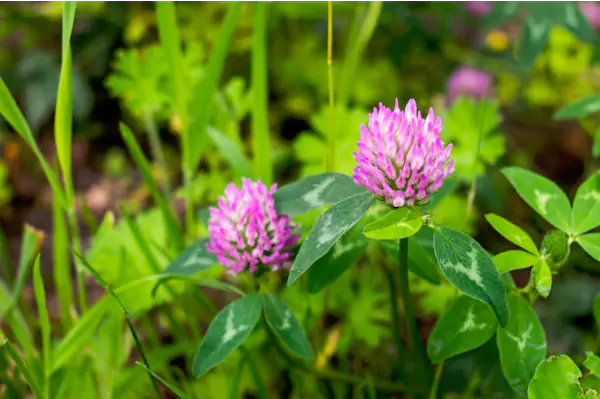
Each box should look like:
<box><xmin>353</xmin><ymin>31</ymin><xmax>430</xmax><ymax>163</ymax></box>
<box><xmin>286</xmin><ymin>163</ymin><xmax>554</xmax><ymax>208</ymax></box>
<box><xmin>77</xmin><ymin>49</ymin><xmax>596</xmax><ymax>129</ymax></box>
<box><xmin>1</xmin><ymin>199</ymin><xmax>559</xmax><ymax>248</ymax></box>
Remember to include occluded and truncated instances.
<box><xmin>385</xmin><ymin>264</ymin><xmax>405</xmax><ymax>379</ymax></box>
<box><xmin>144</xmin><ymin>111</ymin><xmax>171</xmax><ymax>197</ymax></box>
<box><xmin>428</xmin><ymin>360</ymin><xmax>444</xmax><ymax>399</ymax></box>
<box><xmin>398</xmin><ymin>237</ymin><xmax>430</xmax><ymax>389</ymax></box>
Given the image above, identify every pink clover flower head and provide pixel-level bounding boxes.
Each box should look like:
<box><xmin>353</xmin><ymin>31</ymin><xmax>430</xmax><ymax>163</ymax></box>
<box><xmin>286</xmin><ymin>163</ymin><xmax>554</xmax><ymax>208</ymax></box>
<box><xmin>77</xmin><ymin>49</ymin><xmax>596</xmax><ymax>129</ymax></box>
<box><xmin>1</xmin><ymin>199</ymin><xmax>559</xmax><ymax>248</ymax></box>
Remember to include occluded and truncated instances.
<box><xmin>352</xmin><ymin>99</ymin><xmax>455</xmax><ymax>208</ymax></box>
<box><xmin>206</xmin><ymin>178</ymin><xmax>300</xmax><ymax>276</ymax></box>
<box><xmin>464</xmin><ymin>1</ymin><xmax>492</xmax><ymax>17</ymax></box>
<box><xmin>446</xmin><ymin>66</ymin><xmax>494</xmax><ymax>105</ymax></box>
<box><xmin>580</xmin><ymin>2</ymin><xmax>600</xmax><ymax>31</ymax></box>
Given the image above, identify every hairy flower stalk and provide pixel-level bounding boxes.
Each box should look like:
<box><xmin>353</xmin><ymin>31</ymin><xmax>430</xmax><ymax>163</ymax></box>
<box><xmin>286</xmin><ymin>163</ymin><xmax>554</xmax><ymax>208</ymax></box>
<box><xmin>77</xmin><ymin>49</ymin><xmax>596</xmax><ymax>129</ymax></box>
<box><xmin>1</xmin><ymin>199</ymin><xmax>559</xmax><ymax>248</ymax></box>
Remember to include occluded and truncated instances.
<box><xmin>206</xmin><ymin>178</ymin><xmax>299</xmax><ymax>275</ymax></box>
<box><xmin>352</xmin><ymin>98</ymin><xmax>454</xmax><ymax>208</ymax></box>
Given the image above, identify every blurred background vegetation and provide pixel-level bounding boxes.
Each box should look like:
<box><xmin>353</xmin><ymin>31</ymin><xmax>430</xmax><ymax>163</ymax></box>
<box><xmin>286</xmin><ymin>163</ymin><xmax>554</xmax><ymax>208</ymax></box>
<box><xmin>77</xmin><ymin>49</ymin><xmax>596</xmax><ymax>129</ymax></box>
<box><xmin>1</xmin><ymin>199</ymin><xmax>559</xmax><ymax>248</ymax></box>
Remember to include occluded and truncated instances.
<box><xmin>1</xmin><ymin>2</ymin><xmax>600</xmax><ymax>398</ymax></box>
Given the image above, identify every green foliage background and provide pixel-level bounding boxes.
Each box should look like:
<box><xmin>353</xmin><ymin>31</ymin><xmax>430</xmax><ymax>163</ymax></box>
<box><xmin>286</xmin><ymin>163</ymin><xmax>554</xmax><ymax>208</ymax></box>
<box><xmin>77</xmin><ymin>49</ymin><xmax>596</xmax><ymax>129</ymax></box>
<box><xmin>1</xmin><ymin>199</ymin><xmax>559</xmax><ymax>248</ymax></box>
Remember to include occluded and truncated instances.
<box><xmin>0</xmin><ymin>2</ymin><xmax>600</xmax><ymax>398</ymax></box>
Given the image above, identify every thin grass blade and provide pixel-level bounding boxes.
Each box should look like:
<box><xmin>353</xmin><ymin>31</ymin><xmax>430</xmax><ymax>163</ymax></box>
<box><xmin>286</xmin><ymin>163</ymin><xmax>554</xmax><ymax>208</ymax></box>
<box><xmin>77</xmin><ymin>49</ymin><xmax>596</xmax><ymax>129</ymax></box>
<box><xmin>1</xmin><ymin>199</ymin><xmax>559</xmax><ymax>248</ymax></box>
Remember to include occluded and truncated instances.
<box><xmin>0</xmin><ymin>76</ymin><xmax>66</xmax><ymax>206</ymax></box>
<box><xmin>0</xmin><ymin>225</ymin><xmax>11</xmax><ymax>282</ymax></box>
<box><xmin>188</xmin><ymin>3</ymin><xmax>241</xmax><ymax>172</ymax></box>
<box><xmin>55</xmin><ymin>2</ymin><xmax>76</xmax><ymax>203</ymax></box>
<box><xmin>136</xmin><ymin>362</ymin><xmax>193</xmax><ymax>399</ymax></box>
<box><xmin>155</xmin><ymin>1</ymin><xmax>194</xmax><ymax>239</ymax></box>
<box><xmin>120</xmin><ymin>205</ymin><xmax>188</xmax><ymax>343</ymax></box>
<box><xmin>120</xmin><ymin>123</ymin><xmax>183</xmax><ymax>251</ymax></box>
<box><xmin>251</xmin><ymin>3</ymin><xmax>272</xmax><ymax>184</ymax></box>
<box><xmin>156</xmin><ymin>2</ymin><xmax>189</xmax><ymax>138</ymax></box>
<box><xmin>0</xmin><ymin>280</ymin><xmax>36</xmax><ymax>364</ymax></box>
<box><xmin>151</xmin><ymin>273</ymin><xmax>245</xmax><ymax>298</ymax></box>
<box><xmin>206</xmin><ymin>126</ymin><xmax>252</xmax><ymax>178</ymax></box>
<box><xmin>52</xmin><ymin>179</ymin><xmax>73</xmax><ymax>330</ymax></box>
<box><xmin>337</xmin><ymin>2</ymin><xmax>382</xmax><ymax>107</ymax></box>
<box><xmin>0</xmin><ymin>330</ymin><xmax>43</xmax><ymax>398</ymax></box>
<box><xmin>32</xmin><ymin>256</ymin><xmax>51</xmax><ymax>399</ymax></box>
<box><xmin>13</xmin><ymin>225</ymin><xmax>44</xmax><ymax>305</ymax></box>
<box><xmin>51</xmin><ymin>297</ymin><xmax>111</xmax><ymax>372</ymax></box>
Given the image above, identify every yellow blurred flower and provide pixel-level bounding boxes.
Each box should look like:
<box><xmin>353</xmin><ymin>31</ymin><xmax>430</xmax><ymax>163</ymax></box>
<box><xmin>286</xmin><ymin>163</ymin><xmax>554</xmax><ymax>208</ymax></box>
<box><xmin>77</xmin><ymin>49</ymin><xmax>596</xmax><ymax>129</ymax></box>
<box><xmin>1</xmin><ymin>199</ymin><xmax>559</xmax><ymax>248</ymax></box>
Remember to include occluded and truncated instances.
<box><xmin>316</xmin><ymin>326</ymin><xmax>342</xmax><ymax>369</ymax></box>
<box><xmin>486</xmin><ymin>29</ymin><xmax>509</xmax><ymax>52</ymax></box>
<box><xmin>125</xmin><ymin>13</ymin><xmax>150</xmax><ymax>44</ymax></box>
<box><xmin>169</xmin><ymin>114</ymin><xmax>182</xmax><ymax>135</ymax></box>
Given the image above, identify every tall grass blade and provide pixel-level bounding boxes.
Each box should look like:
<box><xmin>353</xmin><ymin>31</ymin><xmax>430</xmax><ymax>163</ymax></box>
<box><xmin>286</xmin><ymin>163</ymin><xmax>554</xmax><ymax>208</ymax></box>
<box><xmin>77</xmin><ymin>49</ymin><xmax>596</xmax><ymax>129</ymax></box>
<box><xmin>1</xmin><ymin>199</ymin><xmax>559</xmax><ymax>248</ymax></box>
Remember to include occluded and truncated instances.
<box><xmin>337</xmin><ymin>2</ymin><xmax>382</xmax><ymax>108</ymax></box>
<box><xmin>0</xmin><ymin>76</ymin><xmax>66</xmax><ymax>206</ymax></box>
<box><xmin>32</xmin><ymin>256</ymin><xmax>51</xmax><ymax>399</ymax></box>
<box><xmin>0</xmin><ymin>330</ymin><xmax>43</xmax><ymax>398</ymax></box>
<box><xmin>207</xmin><ymin>126</ymin><xmax>252</xmax><ymax>178</ymax></box>
<box><xmin>52</xmin><ymin>173</ymin><xmax>73</xmax><ymax>330</ymax></box>
<box><xmin>120</xmin><ymin>206</ymin><xmax>162</xmax><ymax>274</ymax></box>
<box><xmin>156</xmin><ymin>2</ymin><xmax>188</xmax><ymax>139</ymax></box>
<box><xmin>13</xmin><ymin>225</ymin><xmax>44</xmax><ymax>302</ymax></box>
<box><xmin>51</xmin><ymin>297</ymin><xmax>111</xmax><ymax>372</ymax></box>
<box><xmin>0</xmin><ymin>225</ymin><xmax>11</xmax><ymax>282</ymax></box>
<box><xmin>188</xmin><ymin>3</ymin><xmax>241</xmax><ymax>172</ymax></box>
<box><xmin>120</xmin><ymin>123</ymin><xmax>183</xmax><ymax>251</ymax></box>
<box><xmin>136</xmin><ymin>362</ymin><xmax>193</xmax><ymax>399</ymax></box>
<box><xmin>52</xmin><ymin>276</ymin><xmax>164</xmax><ymax>372</ymax></box>
<box><xmin>155</xmin><ymin>2</ymin><xmax>194</xmax><ymax>237</ymax></box>
<box><xmin>0</xmin><ymin>280</ymin><xmax>36</xmax><ymax>362</ymax></box>
<box><xmin>73</xmin><ymin>252</ymin><xmax>162</xmax><ymax>399</ymax></box>
<box><xmin>120</xmin><ymin>205</ymin><xmax>188</xmax><ymax>343</ymax></box>
<box><xmin>251</xmin><ymin>3</ymin><xmax>273</xmax><ymax>184</ymax></box>
<box><xmin>55</xmin><ymin>2</ymin><xmax>76</xmax><ymax>203</ymax></box>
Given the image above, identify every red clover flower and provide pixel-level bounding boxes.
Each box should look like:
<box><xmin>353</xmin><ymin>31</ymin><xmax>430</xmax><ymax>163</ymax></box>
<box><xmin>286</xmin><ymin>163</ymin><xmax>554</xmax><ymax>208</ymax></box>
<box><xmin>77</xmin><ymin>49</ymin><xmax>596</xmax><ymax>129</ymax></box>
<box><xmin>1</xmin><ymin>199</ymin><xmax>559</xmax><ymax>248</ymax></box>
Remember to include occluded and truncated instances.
<box><xmin>446</xmin><ymin>66</ymin><xmax>494</xmax><ymax>105</ymax></box>
<box><xmin>352</xmin><ymin>98</ymin><xmax>454</xmax><ymax>208</ymax></box>
<box><xmin>206</xmin><ymin>178</ymin><xmax>299</xmax><ymax>275</ymax></box>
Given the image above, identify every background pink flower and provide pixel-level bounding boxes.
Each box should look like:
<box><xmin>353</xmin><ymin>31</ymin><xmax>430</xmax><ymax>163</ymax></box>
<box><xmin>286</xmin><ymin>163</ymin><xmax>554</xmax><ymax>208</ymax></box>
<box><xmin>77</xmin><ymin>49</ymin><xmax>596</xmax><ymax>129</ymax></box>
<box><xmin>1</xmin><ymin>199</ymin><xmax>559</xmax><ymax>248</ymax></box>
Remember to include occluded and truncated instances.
<box><xmin>446</xmin><ymin>66</ymin><xmax>494</xmax><ymax>105</ymax></box>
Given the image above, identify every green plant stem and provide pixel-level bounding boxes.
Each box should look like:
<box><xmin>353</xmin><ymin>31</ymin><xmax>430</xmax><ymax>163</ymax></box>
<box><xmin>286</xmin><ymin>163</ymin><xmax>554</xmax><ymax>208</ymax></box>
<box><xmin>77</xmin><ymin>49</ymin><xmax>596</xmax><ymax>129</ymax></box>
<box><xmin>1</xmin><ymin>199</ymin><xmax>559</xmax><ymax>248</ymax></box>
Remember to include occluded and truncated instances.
<box><xmin>398</xmin><ymin>238</ymin><xmax>418</xmax><ymax>349</ymax></box>
<box><xmin>326</xmin><ymin>1</ymin><xmax>335</xmax><ymax>172</ymax></box>
<box><xmin>428</xmin><ymin>361</ymin><xmax>444</xmax><ymax>399</ymax></box>
<box><xmin>126</xmin><ymin>317</ymin><xmax>162</xmax><ymax>398</ymax></box>
<box><xmin>184</xmin><ymin>168</ymin><xmax>194</xmax><ymax>240</ymax></box>
<box><xmin>463</xmin><ymin>370</ymin><xmax>481</xmax><ymax>399</ymax></box>
<box><xmin>228</xmin><ymin>357</ymin><xmax>247</xmax><ymax>399</ymax></box>
<box><xmin>143</xmin><ymin>111</ymin><xmax>171</xmax><ymax>197</ymax></box>
<box><xmin>67</xmin><ymin>208</ymin><xmax>87</xmax><ymax>313</ymax></box>
<box><xmin>398</xmin><ymin>237</ymin><xmax>430</xmax><ymax>389</ymax></box>
<box><xmin>241</xmin><ymin>346</ymin><xmax>268</xmax><ymax>399</ymax></box>
<box><xmin>385</xmin><ymin>265</ymin><xmax>405</xmax><ymax>378</ymax></box>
